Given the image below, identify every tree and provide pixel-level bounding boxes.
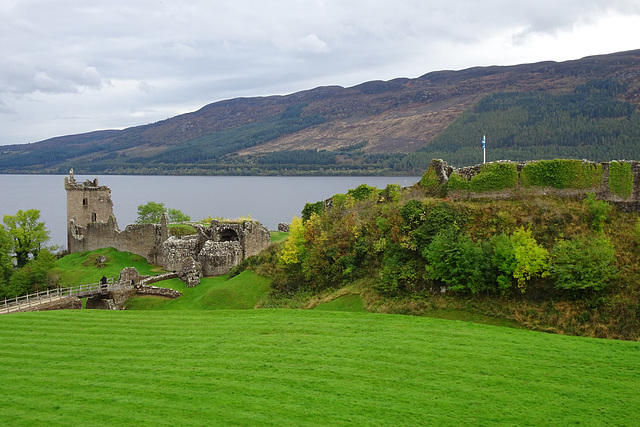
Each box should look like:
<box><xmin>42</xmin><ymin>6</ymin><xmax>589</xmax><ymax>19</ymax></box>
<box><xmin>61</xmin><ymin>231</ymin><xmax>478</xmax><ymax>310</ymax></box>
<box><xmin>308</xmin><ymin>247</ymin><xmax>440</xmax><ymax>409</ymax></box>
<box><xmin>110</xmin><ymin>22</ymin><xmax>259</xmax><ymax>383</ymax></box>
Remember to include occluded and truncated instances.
<box><xmin>423</xmin><ymin>229</ymin><xmax>486</xmax><ymax>294</ymax></box>
<box><xmin>2</xmin><ymin>209</ymin><xmax>50</xmax><ymax>268</ymax></box>
<box><xmin>0</xmin><ymin>227</ymin><xmax>14</xmax><ymax>295</ymax></box>
<box><xmin>509</xmin><ymin>226</ymin><xmax>549</xmax><ymax>293</ymax></box>
<box><xmin>550</xmin><ymin>236</ymin><xmax>618</xmax><ymax>294</ymax></box>
<box><xmin>135</xmin><ymin>201</ymin><xmax>190</xmax><ymax>223</ymax></box>
<box><xmin>5</xmin><ymin>249</ymin><xmax>57</xmax><ymax>299</ymax></box>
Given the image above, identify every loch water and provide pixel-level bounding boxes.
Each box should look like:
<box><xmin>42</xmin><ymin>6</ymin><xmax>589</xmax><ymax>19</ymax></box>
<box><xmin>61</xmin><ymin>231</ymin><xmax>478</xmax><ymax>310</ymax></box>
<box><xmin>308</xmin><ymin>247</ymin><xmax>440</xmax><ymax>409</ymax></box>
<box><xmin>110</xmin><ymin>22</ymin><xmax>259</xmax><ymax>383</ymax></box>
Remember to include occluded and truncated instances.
<box><xmin>0</xmin><ymin>174</ymin><xmax>420</xmax><ymax>250</ymax></box>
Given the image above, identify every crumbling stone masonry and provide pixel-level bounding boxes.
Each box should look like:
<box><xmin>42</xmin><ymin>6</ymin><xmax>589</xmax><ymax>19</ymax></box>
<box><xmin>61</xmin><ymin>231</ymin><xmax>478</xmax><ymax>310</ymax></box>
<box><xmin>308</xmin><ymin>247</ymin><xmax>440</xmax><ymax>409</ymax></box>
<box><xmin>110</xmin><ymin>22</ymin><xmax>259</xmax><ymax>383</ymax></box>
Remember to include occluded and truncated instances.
<box><xmin>162</xmin><ymin>220</ymin><xmax>271</xmax><ymax>276</ymax></box>
<box><xmin>65</xmin><ymin>172</ymin><xmax>271</xmax><ymax>277</ymax></box>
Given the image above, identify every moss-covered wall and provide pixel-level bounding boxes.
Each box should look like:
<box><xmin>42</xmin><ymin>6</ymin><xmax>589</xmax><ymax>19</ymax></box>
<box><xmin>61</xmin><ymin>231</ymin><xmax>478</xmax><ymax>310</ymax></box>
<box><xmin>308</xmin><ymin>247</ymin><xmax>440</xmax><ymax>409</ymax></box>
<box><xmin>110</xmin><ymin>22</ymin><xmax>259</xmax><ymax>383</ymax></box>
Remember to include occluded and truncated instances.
<box><xmin>420</xmin><ymin>158</ymin><xmax>638</xmax><ymax>205</ymax></box>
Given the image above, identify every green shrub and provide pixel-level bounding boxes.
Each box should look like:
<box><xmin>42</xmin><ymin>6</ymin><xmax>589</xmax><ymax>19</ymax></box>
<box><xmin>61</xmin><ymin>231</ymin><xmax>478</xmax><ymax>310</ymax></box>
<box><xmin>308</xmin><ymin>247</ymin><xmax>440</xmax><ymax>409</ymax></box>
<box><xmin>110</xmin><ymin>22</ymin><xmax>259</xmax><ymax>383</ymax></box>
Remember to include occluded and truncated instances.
<box><xmin>302</xmin><ymin>201</ymin><xmax>324</xmax><ymax>223</ymax></box>
<box><xmin>550</xmin><ymin>236</ymin><xmax>618</xmax><ymax>293</ymax></box>
<box><xmin>509</xmin><ymin>227</ymin><xmax>550</xmax><ymax>293</ymax></box>
<box><xmin>521</xmin><ymin>159</ymin><xmax>602</xmax><ymax>189</ymax></box>
<box><xmin>423</xmin><ymin>230</ymin><xmax>486</xmax><ymax>294</ymax></box>
<box><xmin>490</xmin><ymin>233</ymin><xmax>517</xmax><ymax>296</ymax></box>
<box><xmin>381</xmin><ymin>183</ymin><xmax>402</xmax><ymax>202</ymax></box>
<box><xmin>608</xmin><ymin>161</ymin><xmax>633</xmax><ymax>198</ymax></box>
<box><xmin>413</xmin><ymin>202</ymin><xmax>467</xmax><ymax>249</ymax></box>
<box><xmin>347</xmin><ymin>184</ymin><xmax>377</xmax><ymax>201</ymax></box>
<box><xmin>400</xmin><ymin>200</ymin><xmax>425</xmax><ymax>228</ymax></box>
<box><xmin>377</xmin><ymin>245</ymin><xmax>424</xmax><ymax>295</ymax></box>
<box><xmin>419</xmin><ymin>164</ymin><xmax>440</xmax><ymax>189</ymax></box>
<box><xmin>584</xmin><ymin>193</ymin><xmax>611</xmax><ymax>233</ymax></box>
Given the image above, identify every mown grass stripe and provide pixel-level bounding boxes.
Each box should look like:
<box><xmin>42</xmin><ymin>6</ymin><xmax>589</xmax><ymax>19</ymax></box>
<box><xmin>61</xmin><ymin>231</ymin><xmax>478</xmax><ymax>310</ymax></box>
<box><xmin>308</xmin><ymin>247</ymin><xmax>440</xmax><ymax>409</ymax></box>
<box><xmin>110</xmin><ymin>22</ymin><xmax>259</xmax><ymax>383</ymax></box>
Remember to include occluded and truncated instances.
<box><xmin>1</xmin><ymin>309</ymin><xmax>639</xmax><ymax>425</ymax></box>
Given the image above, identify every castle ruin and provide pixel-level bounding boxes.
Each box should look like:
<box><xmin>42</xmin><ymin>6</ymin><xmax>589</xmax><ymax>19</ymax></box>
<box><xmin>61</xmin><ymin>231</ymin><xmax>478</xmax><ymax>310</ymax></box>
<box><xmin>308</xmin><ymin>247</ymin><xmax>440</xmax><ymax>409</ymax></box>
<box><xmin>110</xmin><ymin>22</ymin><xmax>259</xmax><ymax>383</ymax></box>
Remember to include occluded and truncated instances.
<box><xmin>65</xmin><ymin>172</ymin><xmax>271</xmax><ymax>278</ymax></box>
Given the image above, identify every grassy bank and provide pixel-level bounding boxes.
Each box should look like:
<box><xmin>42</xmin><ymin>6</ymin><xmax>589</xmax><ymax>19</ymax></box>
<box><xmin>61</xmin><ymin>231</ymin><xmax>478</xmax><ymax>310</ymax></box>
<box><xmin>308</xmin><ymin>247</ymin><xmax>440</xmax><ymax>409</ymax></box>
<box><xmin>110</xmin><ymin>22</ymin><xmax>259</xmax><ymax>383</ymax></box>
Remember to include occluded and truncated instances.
<box><xmin>1</xmin><ymin>309</ymin><xmax>638</xmax><ymax>426</ymax></box>
<box><xmin>125</xmin><ymin>271</ymin><xmax>272</xmax><ymax>310</ymax></box>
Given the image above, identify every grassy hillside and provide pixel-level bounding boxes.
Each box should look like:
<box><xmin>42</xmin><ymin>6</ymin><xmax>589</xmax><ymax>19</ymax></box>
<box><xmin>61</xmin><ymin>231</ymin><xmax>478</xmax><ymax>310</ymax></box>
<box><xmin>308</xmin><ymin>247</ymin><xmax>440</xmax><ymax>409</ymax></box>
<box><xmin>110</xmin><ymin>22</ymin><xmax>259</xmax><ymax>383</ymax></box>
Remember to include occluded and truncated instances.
<box><xmin>53</xmin><ymin>247</ymin><xmax>165</xmax><ymax>287</ymax></box>
<box><xmin>1</xmin><ymin>309</ymin><xmax>638</xmax><ymax>426</ymax></box>
<box><xmin>2</xmin><ymin>50</ymin><xmax>640</xmax><ymax>175</ymax></box>
<box><xmin>244</xmin><ymin>176</ymin><xmax>640</xmax><ymax>340</ymax></box>
<box><xmin>124</xmin><ymin>271</ymin><xmax>272</xmax><ymax>310</ymax></box>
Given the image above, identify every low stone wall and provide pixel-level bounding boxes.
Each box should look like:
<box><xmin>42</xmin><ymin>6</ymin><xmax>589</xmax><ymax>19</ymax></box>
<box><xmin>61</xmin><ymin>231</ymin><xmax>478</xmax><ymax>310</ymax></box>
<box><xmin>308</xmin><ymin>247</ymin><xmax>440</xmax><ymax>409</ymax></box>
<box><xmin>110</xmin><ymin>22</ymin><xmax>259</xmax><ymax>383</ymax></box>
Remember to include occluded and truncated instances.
<box><xmin>134</xmin><ymin>285</ymin><xmax>182</xmax><ymax>298</ymax></box>
<box><xmin>136</xmin><ymin>272</ymin><xmax>179</xmax><ymax>286</ymax></box>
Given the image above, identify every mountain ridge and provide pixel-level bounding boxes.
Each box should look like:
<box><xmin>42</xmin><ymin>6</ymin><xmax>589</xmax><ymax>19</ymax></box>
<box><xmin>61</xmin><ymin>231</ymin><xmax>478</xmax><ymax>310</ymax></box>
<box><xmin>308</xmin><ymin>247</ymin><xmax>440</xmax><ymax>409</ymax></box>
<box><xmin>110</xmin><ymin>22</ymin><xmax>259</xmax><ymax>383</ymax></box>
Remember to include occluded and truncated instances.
<box><xmin>2</xmin><ymin>48</ymin><xmax>640</xmax><ymax>175</ymax></box>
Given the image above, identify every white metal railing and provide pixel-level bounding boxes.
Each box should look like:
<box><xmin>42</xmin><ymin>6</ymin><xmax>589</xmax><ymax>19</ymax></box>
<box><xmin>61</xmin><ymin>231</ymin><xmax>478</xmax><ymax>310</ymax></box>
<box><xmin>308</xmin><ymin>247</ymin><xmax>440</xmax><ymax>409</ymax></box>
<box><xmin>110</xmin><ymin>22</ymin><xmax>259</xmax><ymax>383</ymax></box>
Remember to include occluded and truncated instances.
<box><xmin>1</xmin><ymin>277</ymin><xmax>119</xmax><ymax>315</ymax></box>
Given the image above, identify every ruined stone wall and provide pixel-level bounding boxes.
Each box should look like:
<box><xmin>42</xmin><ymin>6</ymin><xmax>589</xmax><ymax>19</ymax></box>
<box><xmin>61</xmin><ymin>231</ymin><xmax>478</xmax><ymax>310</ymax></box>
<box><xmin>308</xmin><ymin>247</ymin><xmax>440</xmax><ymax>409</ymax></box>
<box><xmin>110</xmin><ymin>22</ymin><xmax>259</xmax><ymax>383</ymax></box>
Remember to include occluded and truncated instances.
<box><xmin>68</xmin><ymin>215</ymin><xmax>169</xmax><ymax>265</ymax></box>
<box><xmin>198</xmin><ymin>241</ymin><xmax>243</xmax><ymax>276</ymax></box>
<box><xmin>242</xmin><ymin>221</ymin><xmax>272</xmax><ymax>258</ymax></box>
<box><xmin>161</xmin><ymin>220</ymin><xmax>270</xmax><ymax>276</ymax></box>
<box><xmin>426</xmin><ymin>159</ymin><xmax>640</xmax><ymax>209</ymax></box>
<box><xmin>162</xmin><ymin>237</ymin><xmax>199</xmax><ymax>272</ymax></box>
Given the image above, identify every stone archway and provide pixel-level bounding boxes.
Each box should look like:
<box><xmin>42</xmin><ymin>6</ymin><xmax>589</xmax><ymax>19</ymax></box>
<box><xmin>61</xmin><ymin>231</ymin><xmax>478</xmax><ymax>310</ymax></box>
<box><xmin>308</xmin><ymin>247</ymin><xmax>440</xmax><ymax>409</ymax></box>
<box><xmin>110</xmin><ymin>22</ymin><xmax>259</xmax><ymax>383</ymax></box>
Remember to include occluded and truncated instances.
<box><xmin>220</xmin><ymin>228</ymin><xmax>239</xmax><ymax>242</ymax></box>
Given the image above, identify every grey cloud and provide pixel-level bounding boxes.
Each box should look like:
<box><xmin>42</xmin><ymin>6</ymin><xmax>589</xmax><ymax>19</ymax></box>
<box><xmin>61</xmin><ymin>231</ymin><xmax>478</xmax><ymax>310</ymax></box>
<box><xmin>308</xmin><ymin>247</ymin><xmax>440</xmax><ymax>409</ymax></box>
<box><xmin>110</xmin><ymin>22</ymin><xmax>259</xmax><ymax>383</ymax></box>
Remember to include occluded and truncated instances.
<box><xmin>0</xmin><ymin>0</ymin><xmax>639</xmax><ymax>145</ymax></box>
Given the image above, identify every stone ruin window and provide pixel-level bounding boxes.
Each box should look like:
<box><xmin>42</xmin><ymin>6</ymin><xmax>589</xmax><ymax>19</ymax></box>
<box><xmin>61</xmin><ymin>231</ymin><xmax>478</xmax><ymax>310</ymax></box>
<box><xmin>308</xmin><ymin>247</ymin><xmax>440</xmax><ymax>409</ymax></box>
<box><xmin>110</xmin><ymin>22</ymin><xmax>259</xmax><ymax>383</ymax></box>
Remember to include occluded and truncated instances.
<box><xmin>83</xmin><ymin>198</ymin><xmax>88</xmax><ymax>206</ymax></box>
<box><xmin>220</xmin><ymin>229</ymin><xmax>239</xmax><ymax>242</ymax></box>
<box><xmin>92</xmin><ymin>212</ymin><xmax>97</xmax><ymax>222</ymax></box>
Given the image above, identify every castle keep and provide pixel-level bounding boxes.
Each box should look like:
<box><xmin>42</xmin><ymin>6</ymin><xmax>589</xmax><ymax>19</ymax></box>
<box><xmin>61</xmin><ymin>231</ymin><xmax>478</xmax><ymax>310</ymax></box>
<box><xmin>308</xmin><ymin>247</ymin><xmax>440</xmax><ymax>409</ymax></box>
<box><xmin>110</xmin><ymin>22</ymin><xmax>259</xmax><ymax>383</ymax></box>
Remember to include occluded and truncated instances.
<box><xmin>65</xmin><ymin>170</ymin><xmax>115</xmax><ymax>250</ymax></box>
<box><xmin>65</xmin><ymin>172</ymin><xmax>271</xmax><ymax>278</ymax></box>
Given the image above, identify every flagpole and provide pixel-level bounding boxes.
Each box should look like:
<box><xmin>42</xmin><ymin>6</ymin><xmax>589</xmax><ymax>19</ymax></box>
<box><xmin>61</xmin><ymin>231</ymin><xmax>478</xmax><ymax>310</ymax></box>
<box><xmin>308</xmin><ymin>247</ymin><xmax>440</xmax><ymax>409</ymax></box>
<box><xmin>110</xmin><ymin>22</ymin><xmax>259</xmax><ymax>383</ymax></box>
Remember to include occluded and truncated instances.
<box><xmin>483</xmin><ymin>135</ymin><xmax>486</xmax><ymax>164</ymax></box>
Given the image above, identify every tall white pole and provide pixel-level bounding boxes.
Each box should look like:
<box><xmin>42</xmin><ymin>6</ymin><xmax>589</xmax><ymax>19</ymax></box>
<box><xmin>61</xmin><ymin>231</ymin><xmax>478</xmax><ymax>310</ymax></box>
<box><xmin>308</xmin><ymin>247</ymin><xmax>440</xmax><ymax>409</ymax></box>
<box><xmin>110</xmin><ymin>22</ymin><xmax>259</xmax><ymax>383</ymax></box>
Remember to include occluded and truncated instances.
<box><xmin>483</xmin><ymin>135</ymin><xmax>486</xmax><ymax>164</ymax></box>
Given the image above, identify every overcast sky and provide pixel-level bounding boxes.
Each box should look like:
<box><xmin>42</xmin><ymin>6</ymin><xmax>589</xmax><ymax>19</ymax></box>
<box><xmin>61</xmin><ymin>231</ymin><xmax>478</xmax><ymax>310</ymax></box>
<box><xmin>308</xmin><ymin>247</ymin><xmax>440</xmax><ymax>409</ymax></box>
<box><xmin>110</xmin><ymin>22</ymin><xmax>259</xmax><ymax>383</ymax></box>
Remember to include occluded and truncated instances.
<box><xmin>1</xmin><ymin>0</ymin><xmax>639</xmax><ymax>146</ymax></box>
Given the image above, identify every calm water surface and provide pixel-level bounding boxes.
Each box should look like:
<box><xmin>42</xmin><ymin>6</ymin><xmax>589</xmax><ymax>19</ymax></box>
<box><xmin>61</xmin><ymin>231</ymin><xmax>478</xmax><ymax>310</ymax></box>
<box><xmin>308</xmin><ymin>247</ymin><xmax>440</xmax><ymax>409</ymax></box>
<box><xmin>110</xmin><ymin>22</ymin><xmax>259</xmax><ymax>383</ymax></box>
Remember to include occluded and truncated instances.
<box><xmin>0</xmin><ymin>174</ymin><xmax>419</xmax><ymax>249</ymax></box>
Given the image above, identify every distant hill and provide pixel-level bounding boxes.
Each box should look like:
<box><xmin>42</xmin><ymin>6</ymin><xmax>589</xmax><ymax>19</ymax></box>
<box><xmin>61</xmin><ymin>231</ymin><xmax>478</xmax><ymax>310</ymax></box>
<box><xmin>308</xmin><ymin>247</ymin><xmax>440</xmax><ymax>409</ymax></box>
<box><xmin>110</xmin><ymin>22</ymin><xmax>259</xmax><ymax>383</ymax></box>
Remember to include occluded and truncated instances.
<box><xmin>2</xmin><ymin>49</ymin><xmax>640</xmax><ymax>175</ymax></box>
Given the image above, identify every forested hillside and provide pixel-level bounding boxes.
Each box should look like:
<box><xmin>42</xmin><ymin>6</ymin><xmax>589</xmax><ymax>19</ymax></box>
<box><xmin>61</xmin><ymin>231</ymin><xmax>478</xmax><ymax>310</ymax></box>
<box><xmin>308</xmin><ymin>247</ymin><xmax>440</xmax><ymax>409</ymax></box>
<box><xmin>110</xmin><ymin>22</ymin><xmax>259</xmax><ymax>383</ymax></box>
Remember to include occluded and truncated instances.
<box><xmin>235</xmin><ymin>165</ymin><xmax>640</xmax><ymax>340</ymax></box>
<box><xmin>1</xmin><ymin>49</ymin><xmax>640</xmax><ymax>175</ymax></box>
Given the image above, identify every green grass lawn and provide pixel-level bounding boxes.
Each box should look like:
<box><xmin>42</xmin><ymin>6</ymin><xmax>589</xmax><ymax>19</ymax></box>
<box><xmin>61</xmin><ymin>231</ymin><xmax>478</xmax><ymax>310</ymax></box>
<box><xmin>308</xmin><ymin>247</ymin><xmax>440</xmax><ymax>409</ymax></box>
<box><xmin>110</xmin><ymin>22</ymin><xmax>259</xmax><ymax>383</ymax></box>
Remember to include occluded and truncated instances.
<box><xmin>1</xmin><ymin>309</ymin><xmax>638</xmax><ymax>426</ymax></box>
<box><xmin>313</xmin><ymin>293</ymin><xmax>365</xmax><ymax>312</ymax></box>
<box><xmin>54</xmin><ymin>247</ymin><xmax>165</xmax><ymax>286</ymax></box>
<box><xmin>269</xmin><ymin>231</ymin><xmax>289</xmax><ymax>243</ymax></box>
<box><xmin>125</xmin><ymin>271</ymin><xmax>272</xmax><ymax>310</ymax></box>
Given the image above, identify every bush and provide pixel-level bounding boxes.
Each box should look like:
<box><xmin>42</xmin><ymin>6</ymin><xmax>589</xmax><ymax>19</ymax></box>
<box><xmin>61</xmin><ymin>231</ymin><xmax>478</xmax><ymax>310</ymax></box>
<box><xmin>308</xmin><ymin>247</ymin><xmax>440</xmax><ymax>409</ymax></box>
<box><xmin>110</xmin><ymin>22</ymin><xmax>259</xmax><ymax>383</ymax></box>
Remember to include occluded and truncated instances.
<box><xmin>490</xmin><ymin>233</ymin><xmax>517</xmax><ymax>296</ymax></box>
<box><xmin>419</xmin><ymin>164</ymin><xmax>440</xmax><ymax>189</ymax></box>
<box><xmin>400</xmin><ymin>200</ymin><xmax>425</xmax><ymax>228</ymax></box>
<box><xmin>302</xmin><ymin>201</ymin><xmax>323</xmax><ymax>223</ymax></box>
<box><xmin>509</xmin><ymin>227</ymin><xmax>550</xmax><ymax>293</ymax></box>
<box><xmin>584</xmin><ymin>193</ymin><xmax>611</xmax><ymax>233</ymax></box>
<box><xmin>376</xmin><ymin>245</ymin><xmax>424</xmax><ymax>295</ymax></box>
<box><xmin>412</xmin><ymin>202</ymin><xmax>466</xmax><ymax>249</ymax></box>
<box><xmin>550</xmin><ymin>236</ymin><xmax>618</xmax><ymax>293</ymax></box>
<box><xmin>423</xmin><ymin>230</ymin><xmax>486</xmax><ymax>294</ymax></box>
<box><xmin>347</xmin><ymin>184</ymin><xmax>377</xmax><ymax>201</ymax></box>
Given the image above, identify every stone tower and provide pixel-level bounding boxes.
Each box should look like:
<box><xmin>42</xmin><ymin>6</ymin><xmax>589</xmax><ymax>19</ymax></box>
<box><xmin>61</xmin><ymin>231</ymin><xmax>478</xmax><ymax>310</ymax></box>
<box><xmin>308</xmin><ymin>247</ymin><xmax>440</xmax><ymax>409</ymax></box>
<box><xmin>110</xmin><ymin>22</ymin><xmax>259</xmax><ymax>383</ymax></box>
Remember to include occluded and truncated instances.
<box><xmin>64</xmin><ymin>170</ymin><xmax>115</xmax><ymax>249</ymax></box>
